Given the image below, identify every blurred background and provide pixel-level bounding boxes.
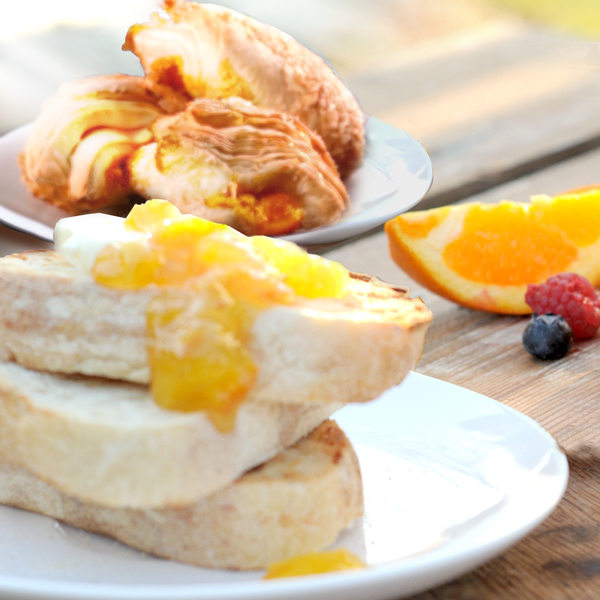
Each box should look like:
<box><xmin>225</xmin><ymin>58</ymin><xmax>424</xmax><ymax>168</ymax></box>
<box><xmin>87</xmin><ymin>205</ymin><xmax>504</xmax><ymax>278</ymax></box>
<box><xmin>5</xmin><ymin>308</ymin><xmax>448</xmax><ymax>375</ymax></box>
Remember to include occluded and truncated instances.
<box><xmin>3</xmin><ymin>0</ymin><xmax>600</xmax><ymax>136</ymax></box>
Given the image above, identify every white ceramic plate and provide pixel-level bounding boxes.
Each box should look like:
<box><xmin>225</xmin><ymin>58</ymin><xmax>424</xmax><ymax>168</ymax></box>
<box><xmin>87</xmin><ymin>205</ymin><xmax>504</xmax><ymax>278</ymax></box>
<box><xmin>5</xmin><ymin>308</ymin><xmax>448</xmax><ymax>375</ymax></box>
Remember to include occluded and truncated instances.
<box><xmin>0</xmin><ymin>117</ymin><xmax>432</xmax><ymax>247</ymax></box>
<box><xmin>0</xmin><ymin>372</ymin><xmax>567</xmax><ymax>600</ymax></box>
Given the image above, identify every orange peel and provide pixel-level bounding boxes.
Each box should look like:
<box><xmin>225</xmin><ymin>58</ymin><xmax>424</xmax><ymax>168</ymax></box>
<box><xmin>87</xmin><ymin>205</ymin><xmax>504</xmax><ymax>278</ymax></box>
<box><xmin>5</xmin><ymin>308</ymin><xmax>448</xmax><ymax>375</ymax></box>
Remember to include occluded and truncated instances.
<box><xmin>385</xmin><ymin>189</ymin><xmax>600</xmax><ymax>314</ymax></box>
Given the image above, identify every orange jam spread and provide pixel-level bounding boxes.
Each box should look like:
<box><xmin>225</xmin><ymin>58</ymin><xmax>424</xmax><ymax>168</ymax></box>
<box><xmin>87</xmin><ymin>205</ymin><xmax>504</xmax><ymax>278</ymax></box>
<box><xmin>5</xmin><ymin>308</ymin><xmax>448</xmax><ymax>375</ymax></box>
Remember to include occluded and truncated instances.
<box><xmin>152</xmin><ymin>56</ymin><xmax>198</xmax><ymax>97</ymax></box>
<box><xmin>91</xmin><ymin>200</ymin><xmax>349</xmax><ymax>430</ymax></box>
<box><xmin>214</xmin><ymin>58</ymin><xmax>254</xmax><ymax>101</ymax></box>
<box><xmin>147</xmin><ymin>267</ymin><xmax>294</xmax><ymax>431</ymax></box>
<box><xmin>264</xmin><ymin>549</ymin><xmax>365</xmax><ymax>579</ymax></box>
<box><xmin>251</xmin><ymin>236</ymin><xmax>350</xmax><ymax>299</ymax></box>
<box><xmin>205</xmin><ymin>192</ymin><xmax>304</xmax><ymax>236</ymax></box>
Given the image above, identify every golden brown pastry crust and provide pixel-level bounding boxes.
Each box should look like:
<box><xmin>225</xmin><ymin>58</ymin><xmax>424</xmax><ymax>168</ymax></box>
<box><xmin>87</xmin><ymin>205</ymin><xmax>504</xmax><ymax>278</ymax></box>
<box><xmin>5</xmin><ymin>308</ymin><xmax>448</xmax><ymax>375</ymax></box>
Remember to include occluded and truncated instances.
<box><xmin>130</xmin><ymin>97</ymin><xmax>349</xmax><ymax>234</ymax></box>
<box><xmin>19</xmin><ymin>75</ymin><xmax>186</xmax><ymax>212</ymax></box>
<box><xmin>20</xmin><ymin>1</ymin><xmax>365</xmax><ymax>232</ymax></box>
<box><xmin>20</xmin><ymin>80</ymin><xmax>348</xmax><ymax>235</ymax></box>
<box><xmin>124</xmin><ymin>0</ymin><xmax>365</xmax><ymax>178</ymax></box>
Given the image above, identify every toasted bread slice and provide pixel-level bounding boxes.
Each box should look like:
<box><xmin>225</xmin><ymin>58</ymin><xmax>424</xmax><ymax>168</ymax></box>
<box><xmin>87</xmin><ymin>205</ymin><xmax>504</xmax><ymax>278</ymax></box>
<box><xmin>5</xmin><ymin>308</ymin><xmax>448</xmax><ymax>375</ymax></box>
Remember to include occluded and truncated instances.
<box><xmin>0</xmin><ymin>420</ymin><xmax>363</xmax><ymax>570</ymax></box>
<box><xmin>0</xmin><ymin>360</ymin><xmax>343</xmax><ymax>508</ymax></box>
<box><xmin>0</xmin><ymin>250</ymin><xmax>432</xmax><ymax>406</ymax></box>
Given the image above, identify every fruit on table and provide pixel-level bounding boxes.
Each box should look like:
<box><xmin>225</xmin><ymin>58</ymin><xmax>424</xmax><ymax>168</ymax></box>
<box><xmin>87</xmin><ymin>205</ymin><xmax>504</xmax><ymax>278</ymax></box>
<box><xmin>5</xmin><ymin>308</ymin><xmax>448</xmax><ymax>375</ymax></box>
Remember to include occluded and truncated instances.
<box><xmin>385</xmin><ymin>189</ymin><xmax>600</xmax><ymax>314</ymax></box>
<box><xmin>522</xmin><ymin>313</ymin><xmax>574</xmax><ymax>360</ymax></box>
<box><xmin>525</xmin><ymin>272</ymin><xmax>600</xmax><ymax>340</ymax></box>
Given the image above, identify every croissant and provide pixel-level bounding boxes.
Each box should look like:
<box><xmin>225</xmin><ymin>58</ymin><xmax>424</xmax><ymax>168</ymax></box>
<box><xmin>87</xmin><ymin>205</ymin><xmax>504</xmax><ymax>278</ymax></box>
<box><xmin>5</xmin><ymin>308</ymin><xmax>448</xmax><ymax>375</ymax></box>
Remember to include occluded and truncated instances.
<box><xmin>129</xmin><ymin>97</ymin><xmax>349</xmax><ymax>236</ymax></box>
<box><xmin>124</xmin><ymin>0</ymin><xmax>364</xmax><ymax>178</ymax></box>
<box><xmin>20</xmin><ymin>74</ymin><xmax>347</xmax><ymax>235</ymax></box>
<box><xmin>20</xmin><ymin>75</ymin><xmax>187</xmax><ymax>212</ymax></box>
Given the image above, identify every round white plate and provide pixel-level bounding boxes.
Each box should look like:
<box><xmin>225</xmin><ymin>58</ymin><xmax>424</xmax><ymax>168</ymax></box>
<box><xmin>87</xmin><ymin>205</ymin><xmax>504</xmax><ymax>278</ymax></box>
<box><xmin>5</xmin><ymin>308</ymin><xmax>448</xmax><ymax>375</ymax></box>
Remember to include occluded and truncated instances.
<box><xmin>0</xmin><ymin>117</ymin><xmax>432</xmax><ymax>247</ymax></box>
<box><xmin>0</xmin><ymin>372</ymin><xmax>567</xmax><ymax>600</ymax></box>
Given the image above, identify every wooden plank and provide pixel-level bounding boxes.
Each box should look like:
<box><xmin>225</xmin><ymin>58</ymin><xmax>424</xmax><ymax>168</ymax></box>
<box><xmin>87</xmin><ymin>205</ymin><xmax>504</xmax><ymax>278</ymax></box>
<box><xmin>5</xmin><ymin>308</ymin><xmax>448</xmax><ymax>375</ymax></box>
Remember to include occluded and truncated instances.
<box><xmin>347</xmin><ymin>24</ymin><xmax>600</xmax><ymax>205</ymax></box>
<box><xmin>0</xmin><ymin>225</ymin><xmax>52</xmax><ymax>257</ymax></box>
<box><xmin>324</xmin><ymin>148</ymin><xmax>600</xmax><ymax>599</ymax></box>
<box><xmin>346</xmin><ymin>22</ymin><xmax>555</xmax><ymax>112</ymax></box>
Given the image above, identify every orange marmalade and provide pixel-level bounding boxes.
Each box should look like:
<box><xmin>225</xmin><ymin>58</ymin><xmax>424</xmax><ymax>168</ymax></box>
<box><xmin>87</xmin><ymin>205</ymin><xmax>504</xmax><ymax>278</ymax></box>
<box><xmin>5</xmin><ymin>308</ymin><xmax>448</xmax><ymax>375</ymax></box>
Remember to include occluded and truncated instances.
<box><xmin>91</xmin><ymin>200</ymin><xmax>350</xmax><ymax>430</ymax></box>
<box><xmin>264</xmin><ymin>549</ymin><xmax>365</xmax><ymax>579</ymax></box>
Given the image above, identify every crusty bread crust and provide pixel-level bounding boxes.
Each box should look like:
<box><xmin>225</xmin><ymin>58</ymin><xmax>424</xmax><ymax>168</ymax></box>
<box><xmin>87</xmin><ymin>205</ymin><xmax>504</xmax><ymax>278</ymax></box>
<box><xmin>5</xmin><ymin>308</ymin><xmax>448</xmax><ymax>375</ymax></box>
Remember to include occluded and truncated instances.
<box><xmin>0</xmin><ymin>250</ymin><xmax>153</xmax><ymax>382</ymax></box>
<box><xmin>0</xmin><ymin>360</ymin><xmax>342</xmax><ymax>508</ymax></box>
<box><xmin>0</xmin><ymin>420</ymin><xmax>363</xmax><ymax>569</ymax></box>
<box><xmin>0</xmin><ymin>250</ymin><xmax>432</xmax><ymax>406</ymax></box>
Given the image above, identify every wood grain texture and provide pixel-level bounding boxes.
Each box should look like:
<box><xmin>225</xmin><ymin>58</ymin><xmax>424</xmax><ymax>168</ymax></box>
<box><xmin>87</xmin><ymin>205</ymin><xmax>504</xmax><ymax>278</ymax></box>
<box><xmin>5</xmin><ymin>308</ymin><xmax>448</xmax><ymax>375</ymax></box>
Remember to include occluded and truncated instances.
<box><xmin>347</xmin><ymin>24</ymin><xmax>600</xmax><ymax>206</ymax></box>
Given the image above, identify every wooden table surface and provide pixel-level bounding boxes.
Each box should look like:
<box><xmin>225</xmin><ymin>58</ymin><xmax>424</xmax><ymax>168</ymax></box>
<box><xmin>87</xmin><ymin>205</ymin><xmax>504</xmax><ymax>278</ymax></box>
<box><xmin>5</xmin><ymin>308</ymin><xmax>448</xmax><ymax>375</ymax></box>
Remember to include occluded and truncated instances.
<box><xmin>2</xmin><ymin>10</ymin><xmax>600</xmax><ymax>600</ymax></box>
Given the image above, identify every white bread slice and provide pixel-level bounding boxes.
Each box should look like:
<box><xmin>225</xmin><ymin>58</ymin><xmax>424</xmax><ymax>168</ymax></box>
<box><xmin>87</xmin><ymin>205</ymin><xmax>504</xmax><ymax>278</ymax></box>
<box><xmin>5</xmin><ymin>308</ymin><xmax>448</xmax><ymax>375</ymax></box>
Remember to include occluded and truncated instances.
<box><xmin>0</xmin><ymin>420</ymin><xmax>363</xmax><ymax>570</ymax></box>
<box><xmin>0</xmin><ymin>250</ymin><xmax>432</xmax><ymax>406</ymax></box>
<box><xmin>0</xmin><ymin>360</ymin><xmax>343</xmax><ymax>509</ymax></box>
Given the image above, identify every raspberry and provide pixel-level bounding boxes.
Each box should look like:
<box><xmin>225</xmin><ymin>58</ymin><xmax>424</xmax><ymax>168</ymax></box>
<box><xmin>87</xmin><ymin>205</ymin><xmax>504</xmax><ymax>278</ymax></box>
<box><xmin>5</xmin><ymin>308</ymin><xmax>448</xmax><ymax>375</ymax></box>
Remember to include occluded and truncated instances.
<box><xmin>525</xmin><ymin>273</ymin><xmax>600</xmax><ymax>340</ymax></box>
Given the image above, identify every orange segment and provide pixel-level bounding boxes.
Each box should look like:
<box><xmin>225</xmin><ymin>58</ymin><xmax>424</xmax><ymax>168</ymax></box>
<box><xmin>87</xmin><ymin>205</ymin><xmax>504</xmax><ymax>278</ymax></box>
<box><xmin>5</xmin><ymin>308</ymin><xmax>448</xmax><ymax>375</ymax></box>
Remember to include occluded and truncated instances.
<box><xmin>385</xmin><ymin>189</ymin><xmax>600</xmax><ymax>314</ymax></box>
<box><xmin>393</xmin><ymin>206</ymin><xmax>450</xmax><ymax>238</ymax></box>
<box><xmin>537</xmin><ymin>191</ymin><xmax>600</xmax><ymax>246</ymax></box>
<box><xmin>442</xmin><ymin>203</ymin><xmax>577</xmax><ymax>286</ymax></box>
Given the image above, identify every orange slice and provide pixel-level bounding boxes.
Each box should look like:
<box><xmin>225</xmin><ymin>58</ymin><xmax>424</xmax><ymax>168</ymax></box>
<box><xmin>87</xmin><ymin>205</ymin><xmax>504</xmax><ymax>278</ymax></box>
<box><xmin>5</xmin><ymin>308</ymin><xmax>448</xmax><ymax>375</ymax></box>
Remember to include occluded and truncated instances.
<box><xmin>385</xmin><ymin>189</ymin><xmax>600</xmax><ymax>314</ymax></box>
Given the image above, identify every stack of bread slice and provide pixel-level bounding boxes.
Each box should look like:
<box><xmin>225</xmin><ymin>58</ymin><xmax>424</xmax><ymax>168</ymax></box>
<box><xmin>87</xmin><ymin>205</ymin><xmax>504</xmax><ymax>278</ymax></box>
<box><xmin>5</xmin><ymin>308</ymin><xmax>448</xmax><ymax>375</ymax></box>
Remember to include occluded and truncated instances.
<box><xmin>0</xmin><ymin>249</ymin><xmax>432</xmax><ymax>570</ymax></box>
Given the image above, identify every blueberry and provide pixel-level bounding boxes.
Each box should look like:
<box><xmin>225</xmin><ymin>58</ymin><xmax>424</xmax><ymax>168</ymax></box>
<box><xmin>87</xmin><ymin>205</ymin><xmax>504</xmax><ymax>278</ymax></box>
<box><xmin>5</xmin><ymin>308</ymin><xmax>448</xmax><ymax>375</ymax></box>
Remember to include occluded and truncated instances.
<box><xmin>523</xmin><ymin>313</ymin><xmax>574</xmax><ymax>360</ymax></box>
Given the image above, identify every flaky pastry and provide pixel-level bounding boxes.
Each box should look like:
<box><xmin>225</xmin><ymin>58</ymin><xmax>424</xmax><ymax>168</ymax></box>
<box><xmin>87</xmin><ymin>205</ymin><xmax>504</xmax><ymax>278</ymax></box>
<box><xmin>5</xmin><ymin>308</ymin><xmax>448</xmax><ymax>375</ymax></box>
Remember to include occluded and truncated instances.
<box><xmin>129</xmin><ymin>97</ymin><xmax>348</xmax><ymax>235</ymax></box>
<box><xmin>124</xmin><ymin>0</ymin><xmax>365</xmax><ymax>178</ymax></box>
<box><xmin>20</xmin><ymin>75</ymin><xmax>186</xmax><ymax>212</ymax></box>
